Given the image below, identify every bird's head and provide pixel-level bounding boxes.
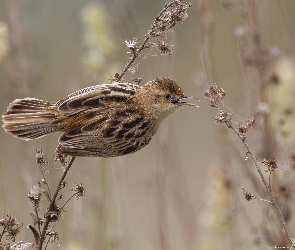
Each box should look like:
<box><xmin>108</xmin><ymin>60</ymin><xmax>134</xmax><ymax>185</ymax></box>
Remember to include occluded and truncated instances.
<box><xmin>139</xmin><ymin>77</ymin><xmax>197</xmax><ymax>118</ymax></box>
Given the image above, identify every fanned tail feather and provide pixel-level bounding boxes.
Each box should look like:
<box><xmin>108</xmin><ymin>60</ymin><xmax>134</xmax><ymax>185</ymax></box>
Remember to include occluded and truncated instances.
<box><xmin>2</xmin><ymin>98</ymin><xmax>59</xmax><ymax>140</ymax></box>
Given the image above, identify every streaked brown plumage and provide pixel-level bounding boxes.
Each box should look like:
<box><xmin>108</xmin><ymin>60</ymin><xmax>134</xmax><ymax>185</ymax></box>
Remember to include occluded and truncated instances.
<box><xmin>2</xmin><ymin>77</ymin><xmax>196</xmax><ymax>157</ymax></box>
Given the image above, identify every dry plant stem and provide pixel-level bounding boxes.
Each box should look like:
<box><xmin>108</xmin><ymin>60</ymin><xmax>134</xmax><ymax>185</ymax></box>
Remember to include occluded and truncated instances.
<box><xmin>44</xmin><ymin>239</ymin><xmax>50</xmax><ymax>250</ymax></box>
<box><xmin>115</xmin><ymin>2</ymin><xmax>171</xmax><ymax>82</ymax></box>
<box><xmin>117</xmin><ymin>34</ymin><xmax>149</xmax><ymax>82</ymax></box>
<box><xmin>40</xmin><ymin>170</ymin><xmax>51</xmax><ymax>200</ymax></box>
<box><xmin>116</xmin><ymin>0</ymin><xmax>190</xmax><ymax>82</ymax></box>
<box><xmin>34</xmin><ymin>206</ymin><xmax>41</xmax><ymax>235</ymax></box>
<box><xmin>59</xmin><ymin>192</ymin><xmax>80</xmax><ymax>212</ymax></box>
<box><xmin>38</xmin><ymin>156</ymin><xmax>76</xmax><ymax>250</ymax></box>
<box><xmin>28</xmin><ymin>224</ymin><xmax>39</xmax><ymax>248</ymax></box>
<box><xmin>228</xmin><ymin>125</ymin><xmax>293</xmax><ymax>246</ymax></box>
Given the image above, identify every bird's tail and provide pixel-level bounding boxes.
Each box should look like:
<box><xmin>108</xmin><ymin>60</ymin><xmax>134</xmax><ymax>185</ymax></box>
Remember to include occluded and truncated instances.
<box><xmin>2</xmin><ymin>98</ymin><xmax>59</xmax><ymax>140</ymax></box>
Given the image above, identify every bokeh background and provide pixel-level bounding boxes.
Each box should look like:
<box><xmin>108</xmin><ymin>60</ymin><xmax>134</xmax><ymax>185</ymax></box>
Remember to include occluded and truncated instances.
<box><xmin>1</xmin><ymin>0</ymin><xmax>295</xmax><ymax>249</ymax></box>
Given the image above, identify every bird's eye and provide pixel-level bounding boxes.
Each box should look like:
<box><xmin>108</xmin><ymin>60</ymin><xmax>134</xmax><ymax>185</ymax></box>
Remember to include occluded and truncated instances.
<box><xmin>164</xmin><ymin>93</ymin><xmax>171</xmax><ymax>100</ymax></box>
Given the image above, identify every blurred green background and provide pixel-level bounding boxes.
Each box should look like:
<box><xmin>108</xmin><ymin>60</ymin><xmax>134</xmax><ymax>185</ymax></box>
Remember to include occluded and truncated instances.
<box><xmin>1</xmin><ymin>0</ymin><xmax>295</xmax><ymax>249</ymax></box>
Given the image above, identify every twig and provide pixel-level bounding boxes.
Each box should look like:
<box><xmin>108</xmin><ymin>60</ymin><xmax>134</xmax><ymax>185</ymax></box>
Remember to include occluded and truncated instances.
<box><xmin>34</xmin><ymin>207</ymin><xmax>41</xmax><ymax>235</ymax></box>
<box><xmin>59</xmin><ymin>192</ymin><xmax>81</xmax><ymax>212</ymax></box>
<box><xmin>115</xmin><ymin>0</ymin><xmax>191</xmax><ymax>82</ymax></box>
<box><xmin>35</xmin><ymin>148</ymin><xmax>51</xmax><ymax>201</ymax></box>
<box><xmin>44</xmin><ymin>238</ymin><xmax>50</xmax><ymax>250</ymax></box>
<box><xmin>38</xmin><ymin>156</ymin><xmax>76</xmax><ymax>250</ymax></box>
<box><xmin>116</xmin><ymin>35</ymin><xmax>149</xmax><ymax>82</ymax></box>
<box><xmin>28</xmin><ymin>224</ymin><xmax>39</xmax><ymax>247</ymax></box>
<box><xmin>230</xmin><ymin>125</ymin><xmax>292</xmax><ymax>245</ymax></box>
<box><xmin>241</xmin><ymin>187</ymin><xmax>273</xmax><ymax>205</ymax></box>
<box><xmin>206</xmin><ymin>83</ymin><xmax>292</xmax><ymax>246</ymax></box>
<box><xmin>40</xmin><ymin>170</ymin><xmax>51</xmax><ymax>201</ymax></box>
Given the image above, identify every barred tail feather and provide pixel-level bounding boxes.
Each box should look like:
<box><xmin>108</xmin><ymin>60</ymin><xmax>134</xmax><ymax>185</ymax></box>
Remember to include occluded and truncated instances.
<box><xmin>2</xmin><ymin>98</ymin><xmax>58</xmax><ymax>140</ymax></box>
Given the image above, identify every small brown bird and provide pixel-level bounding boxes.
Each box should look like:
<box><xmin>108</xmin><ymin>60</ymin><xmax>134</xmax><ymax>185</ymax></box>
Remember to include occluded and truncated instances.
<box><xmin>2</xmin><ymin>77</ymin><xmax>196</xmax><ymax>157</ymax></box>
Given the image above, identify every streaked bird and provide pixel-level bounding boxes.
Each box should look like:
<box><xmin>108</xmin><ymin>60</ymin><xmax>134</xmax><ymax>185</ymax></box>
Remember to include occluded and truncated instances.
<box><xmin>2</xmin><ymin>77</ymin><xmax>196</xmax><ymax>157</ymax></box>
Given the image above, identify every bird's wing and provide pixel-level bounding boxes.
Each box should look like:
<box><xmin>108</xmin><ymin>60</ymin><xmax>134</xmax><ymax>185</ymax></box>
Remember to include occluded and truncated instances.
<box><xmin>56</xmin><ymin>83</ymin><xmax>140</xmax><ymax>115</ymax></box>
<box><xmin>57</xmin><ymin>134</ymin><xmax>141</xmax><ymax>157</ymax></box>
<box><xmin>57</xmin><ymin>108</ymin><xmax>154</xmax><ymax>157</ymax></box>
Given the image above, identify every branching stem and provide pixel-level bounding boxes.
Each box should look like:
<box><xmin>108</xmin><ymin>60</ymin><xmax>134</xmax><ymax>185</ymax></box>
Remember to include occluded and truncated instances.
<box><xmin>38</xmin><ymin>156</ymin><xmax>76</xmax><ymax>250</ymax></box>
<box><xmin>229</xmin><ymin>124</ymin><xmax>293</xmax><ymax>246</ymax></box>
<box><xmin>116</xmin><ymin>0</ymin><xmax>191</xmax><ymax>82</ymax></box>
<box><xmin>59</xmin><ymin>192</ymin><xmax>81</xmax><ymax>212</ymax></box>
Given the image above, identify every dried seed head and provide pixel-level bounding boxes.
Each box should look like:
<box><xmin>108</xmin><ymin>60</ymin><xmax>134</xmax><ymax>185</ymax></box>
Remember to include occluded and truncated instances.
<box><xmin>242</xmin><ymin>187</ymin><xmax>254</xmax><ymax>201</ymax></box>
<box><xmin>125</xmin><ymin>39</ymin><xmax>138</xmax><ymax>54</ymax></box>
<box><xmin>109</xmin><ymin>73</ymin><xmax>121</xmax><ymax>83</ymax></box>
<box><xmin>10</xmin><ymin>241</ymin><xmax>33</xmax><ymax>250</ymax></box>
<box><xmin>214</xmin><ymin>108</ymin><xmax>232</xmax><ymax>127</ymax></box>
<box><xmin>132</xmin><ymin>78</ymin><xmax>143</xmax><ymax>85</ymax></box>
<box><xmin>205</xmin><ymin>83</ymin><xmax>226</xmax><ymax>107</ymax></box>
<box><xmin>35</xmin><ymin>148</ymin><xmax>49</xmax><ymax>165</ymax></box>
<box><xmin>27</xmin><ymin>186</ymin><xmax>42</xmax><ymax>208</ymax></box>
<box><xmin>0</xmin><ymin>242</ymin><xmax>10</xmax><ymax>250</ymax></box>
<box><xmin>45</xmin><ymin>229</ymin><xmax>60</xmax><ymax>244</ymax></box>
<box><xmin>71</xmin><ymin>183</ymin><xmax>85</xmax><ymax>199</ymax></box>
<box><xmin>155</xmin><ymin>41</ymin><xmax>172</xmax><ymax>54</ymax></box>
<box><xmin>0</xmin><ymin>215</ymin><xmax>23</xmax><ymax>242</ymax></box>
<box><xmin>151</xmin><ymin>1</ymin><xmax>192</xmax><ymax>35</ymax></box>
<box><xmin>237</xmin><ymin>117</ymin><xmax>255</xmax><ymax>134</ymax></box>
<box><xmin>262</xmin><ymin>158</ymin><xmax>280</xmax><ymax>173</ymax></box>
<box><xmin>60</xmin><ymin>180</ymin><xmax>67</xmax><ymax>189</ymax></box>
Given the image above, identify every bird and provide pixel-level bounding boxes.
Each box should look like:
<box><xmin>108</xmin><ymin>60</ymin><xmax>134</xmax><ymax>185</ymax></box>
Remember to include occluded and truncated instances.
<box><xmin>2</xmin><ymin>77</ymin><xmax>197</xmax><ymax>157</ymax></box>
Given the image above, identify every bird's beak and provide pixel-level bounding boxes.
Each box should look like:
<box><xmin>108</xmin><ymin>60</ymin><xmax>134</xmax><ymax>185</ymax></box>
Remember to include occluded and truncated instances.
<box><xmin>177</xmin><ymin>95</ymin><xmax>199</xmax><ymax>107</ymax></box>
